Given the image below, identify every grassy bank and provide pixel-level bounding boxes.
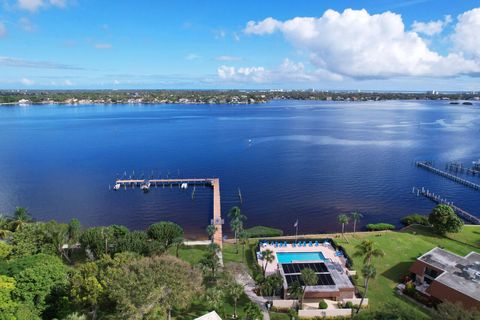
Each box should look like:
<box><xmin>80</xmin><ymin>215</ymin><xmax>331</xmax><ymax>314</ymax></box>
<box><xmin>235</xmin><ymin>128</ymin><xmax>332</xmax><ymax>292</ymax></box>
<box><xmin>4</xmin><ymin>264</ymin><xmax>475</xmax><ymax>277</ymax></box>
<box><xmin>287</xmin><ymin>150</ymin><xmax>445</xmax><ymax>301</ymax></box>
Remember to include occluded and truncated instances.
<box><xmin>336</xmin><ymin>225</ymin><xmax>479</xmax><ymax>319</ymax></box>
<box><xmin>223</xmin><ymin>225</ymin><xmax>479</xmax><ymax>319</ymax></box>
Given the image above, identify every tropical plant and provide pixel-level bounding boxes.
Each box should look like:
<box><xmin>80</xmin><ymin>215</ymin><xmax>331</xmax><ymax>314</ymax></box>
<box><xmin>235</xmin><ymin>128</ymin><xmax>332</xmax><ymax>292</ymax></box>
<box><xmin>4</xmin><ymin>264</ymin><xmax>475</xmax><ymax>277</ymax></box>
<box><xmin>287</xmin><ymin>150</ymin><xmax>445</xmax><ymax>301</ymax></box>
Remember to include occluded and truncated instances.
<box><xmin>287</xmin><ymin>281</ymin><xmax>303</xmax><ymax>301</ymax></box>
<box><xmin>199</xmin><ymin>244</ymin><xmax>221</xmax><ymax>278</ymax></box>
<box><xmin>337</xmin><ymin>214</ymin><xmax>350</xmax><ymax>242</ymax></box>
<box><xmin>67</xmin><ymin>218</ymin><xmax>82</xmax><ymax>244</ymax></box>
<box><xmin>261</xmin><ymin>273</ymin><xmax>283</xmax><ymax>297</ymax></box>
<box><xmin>147</xmin><ymin>221</ymin><xmax>184</xmax><ymax>249</ymax></box>
<box><xmin>429</xmin><ymin>204</ymin><xmax>464</xmax><ymax>235</ymax></box>
<box><xmin>227</xmin><ymin>282</ymin><xmax>244</xmax><ymax>319</ymax></box>
<box><xmin>70</xmin><ymin>262</ymin><xmax>104</xmax><ymax>320</ymax></box>
<box><xmin>350</xmin><ymin>211</ymin><xmax>363</xmax><ymax>234</ymax></box>
<box><xmin>319</xmin><ymin>299</ymin><xmax>328</xmax><ymax>309</ymax></box>
<box><xmin>432</xmin><ymin>301</ymin><xmax>480</xmax><ymax>320</ymax></box>
<box><xmin>238</xmin><ymin>230</ymin><xmax>249</xmax><ymax>262</ymax></box>
<box><xmin>206</xmin><ymin>224</ymin><xmax>217</xmax><ymax>243</ymax></box>
<box><xmin>260</xmin><ymin>249</ymin><xmax>274</xmax><ymax>277</ymax></box>
<box><xmin>244</xmin><ymin>301</ymin><xmax>263</xmax><ymax>320</ymax></box>
<box><xmin>365</xmin><ymin>223</ymin><xmax>395</xmax><ymax>231</ymax></box>
<box><xmin>356</xmin><ymin>264</ymin><xmax>376</xmax><ymax>314</ymax></box>
<box><xmin>228</xmin><ymin>206</ymin><xmax>247</xmax><ymax>253</ymax></box>
<box><xmin>9</xmin><ymin>207</ymin><xmax>32</xmax><ymax>231</ymax></box>
<box><xmin>401</xmin><ymin>214</ymin><xmax>429</xmax><ymax>226</ymax></box>
<box><xmin>204</xmin><ymin>287</ymin><xmax>225</xmax><ymax>315</ymax></box>
<box><xmin>299</xmin><ymin>268</ymin><xmax>317</xmax><ymax>308</ymax></box>
<box><xmin>354</xmin><ymin>240</ymin><xmax>384</xmax><ymax>265</ymax></box>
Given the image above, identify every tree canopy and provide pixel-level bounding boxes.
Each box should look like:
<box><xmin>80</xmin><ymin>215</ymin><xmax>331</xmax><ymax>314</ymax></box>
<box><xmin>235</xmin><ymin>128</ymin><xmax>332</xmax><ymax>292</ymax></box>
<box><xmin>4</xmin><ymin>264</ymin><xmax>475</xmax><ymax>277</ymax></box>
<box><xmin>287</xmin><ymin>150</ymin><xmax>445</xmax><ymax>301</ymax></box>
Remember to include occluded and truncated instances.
<box><xmin>428</xmin><ymin>204</ymin><xmax>463</xmax><ymax>235</ymax></box>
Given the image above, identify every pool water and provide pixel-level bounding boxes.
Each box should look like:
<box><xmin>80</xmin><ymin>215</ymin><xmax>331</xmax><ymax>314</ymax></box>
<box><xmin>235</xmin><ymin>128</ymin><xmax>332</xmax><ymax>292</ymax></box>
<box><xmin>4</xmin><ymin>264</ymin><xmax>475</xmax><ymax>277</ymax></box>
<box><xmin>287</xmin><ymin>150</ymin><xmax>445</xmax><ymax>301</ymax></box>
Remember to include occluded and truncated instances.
<box><xmin>276</xmin><ymin>252</ymin><xmax>326</xmax><ymax>264</ymax></box>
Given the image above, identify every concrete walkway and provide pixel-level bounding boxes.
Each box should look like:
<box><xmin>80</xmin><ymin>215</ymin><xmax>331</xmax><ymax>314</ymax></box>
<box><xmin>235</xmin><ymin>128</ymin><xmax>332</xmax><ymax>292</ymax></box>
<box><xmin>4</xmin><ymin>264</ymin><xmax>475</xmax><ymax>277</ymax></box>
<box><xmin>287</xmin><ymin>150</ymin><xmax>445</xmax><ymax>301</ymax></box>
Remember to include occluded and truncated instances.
<box><xmin>234</xmin><ymin>266</ymin><xmax>270</xmax><ymax>320</ymax></box>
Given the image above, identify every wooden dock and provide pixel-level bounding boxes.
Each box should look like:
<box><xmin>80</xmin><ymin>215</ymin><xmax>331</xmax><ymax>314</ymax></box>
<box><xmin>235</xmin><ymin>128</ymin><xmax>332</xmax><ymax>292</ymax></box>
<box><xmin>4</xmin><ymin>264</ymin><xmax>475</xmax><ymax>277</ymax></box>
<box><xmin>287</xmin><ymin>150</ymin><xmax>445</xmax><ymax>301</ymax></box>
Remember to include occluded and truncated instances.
<box><xmin>114</xmin><ymin>177</ymin><xmax>224</xmax><ymax>247</ymax></box>
<box><xmin>412</xmin><ymin>186</ymin><xmax>480</xmax><ymax>224</ymax></box>
<box><xmin>416</xmin><ymin>161</ymin><xmax>480</xmax><ymax>191</ymax></box>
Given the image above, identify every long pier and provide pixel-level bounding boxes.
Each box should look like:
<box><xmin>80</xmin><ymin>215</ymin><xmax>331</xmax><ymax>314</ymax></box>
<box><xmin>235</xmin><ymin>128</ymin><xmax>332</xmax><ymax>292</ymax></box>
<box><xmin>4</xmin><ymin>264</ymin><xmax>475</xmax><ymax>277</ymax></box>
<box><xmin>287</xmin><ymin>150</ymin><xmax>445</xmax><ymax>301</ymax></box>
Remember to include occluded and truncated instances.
<box><xmin>416</xmin><ymin>161</ymin><xmax>480</xmax><ymax>191</ymax></box>
<box><xmin>412</xmin><ymin>186</ymin><xmax>480</xmax><ymax>224</ymax></box>
<box><xmin>114</xmin><ymin>178</ymin><xmax>224</xmax><ymax>247</ymax></box>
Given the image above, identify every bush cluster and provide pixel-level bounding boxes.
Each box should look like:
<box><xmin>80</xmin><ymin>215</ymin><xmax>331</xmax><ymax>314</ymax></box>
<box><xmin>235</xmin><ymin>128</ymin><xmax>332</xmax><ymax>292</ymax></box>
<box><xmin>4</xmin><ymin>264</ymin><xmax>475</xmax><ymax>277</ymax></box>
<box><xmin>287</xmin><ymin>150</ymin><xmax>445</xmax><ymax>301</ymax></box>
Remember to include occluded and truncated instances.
<box><xmin>401</xmin><ymin>214</ymin><xmax>429</xmax><ymax>226</ymax></box>
<box><xmin>366</xmin><ymin>223</ymin><xmax>395</xmax><ymax>231</ymax></box>
<box><xmin>245</xmin><ymin>226</ymin><xmax>284</xmax><ymax>238</ymax></box>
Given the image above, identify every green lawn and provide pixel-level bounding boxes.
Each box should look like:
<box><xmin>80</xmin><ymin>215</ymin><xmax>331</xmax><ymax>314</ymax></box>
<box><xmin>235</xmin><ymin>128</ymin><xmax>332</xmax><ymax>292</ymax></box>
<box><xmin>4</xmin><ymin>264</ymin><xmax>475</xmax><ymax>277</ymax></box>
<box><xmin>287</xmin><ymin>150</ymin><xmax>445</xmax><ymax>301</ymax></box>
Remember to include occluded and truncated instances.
<box><xmin>168</xmin><ymin>245</ymin><xmax>209</xmax><ymax>265</ymax></box>
<box><xmin>336</xmin><ymin>225</ymin><xmax>480</xmax><ymax>319</ymax></box>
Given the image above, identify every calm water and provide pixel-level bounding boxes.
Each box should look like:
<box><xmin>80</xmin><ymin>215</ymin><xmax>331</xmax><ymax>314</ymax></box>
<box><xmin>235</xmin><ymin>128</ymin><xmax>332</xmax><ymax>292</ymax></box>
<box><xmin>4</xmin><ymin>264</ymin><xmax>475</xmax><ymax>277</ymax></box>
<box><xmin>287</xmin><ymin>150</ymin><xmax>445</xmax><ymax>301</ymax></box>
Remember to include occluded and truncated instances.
<box><xmin>0</xmin><ymin>100</ymin><xmax>478</xmax><ymax>239</ymax></box>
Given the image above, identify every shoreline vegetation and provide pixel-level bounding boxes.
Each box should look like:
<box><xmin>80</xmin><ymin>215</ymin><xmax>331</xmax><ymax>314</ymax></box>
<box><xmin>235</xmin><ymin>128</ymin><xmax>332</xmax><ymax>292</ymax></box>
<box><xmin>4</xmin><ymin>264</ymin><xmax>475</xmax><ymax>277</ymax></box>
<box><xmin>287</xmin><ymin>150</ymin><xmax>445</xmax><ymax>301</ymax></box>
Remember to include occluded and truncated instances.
<box><xmin>1</xmin><ymin>89</ymin><xmax>480</xmax><ymax>106</ymax></box>
<box><xmin>1</xmin><ymin>204</ymin><xmax>479</xmax><ymax>319</ymax></box>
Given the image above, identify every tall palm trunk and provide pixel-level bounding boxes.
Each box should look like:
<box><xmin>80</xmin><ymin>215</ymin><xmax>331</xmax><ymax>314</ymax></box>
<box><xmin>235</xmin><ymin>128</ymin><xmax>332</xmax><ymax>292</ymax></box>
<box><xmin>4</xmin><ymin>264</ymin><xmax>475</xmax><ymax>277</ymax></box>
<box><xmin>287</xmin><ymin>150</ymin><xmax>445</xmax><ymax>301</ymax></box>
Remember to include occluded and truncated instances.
<box><xmin>356</xmin><ymin>277</ymin><xmax>369</xmax><ymax>314</ymax></box>
<box><xmin>233</xmin><ymin>298</ymin><xmax>238</xmax><ymax>318</ymax></box>
<box><xmin>353</xmin><ymin>220</ymin><xmax>357</xmax><ymax>234</ymax></box>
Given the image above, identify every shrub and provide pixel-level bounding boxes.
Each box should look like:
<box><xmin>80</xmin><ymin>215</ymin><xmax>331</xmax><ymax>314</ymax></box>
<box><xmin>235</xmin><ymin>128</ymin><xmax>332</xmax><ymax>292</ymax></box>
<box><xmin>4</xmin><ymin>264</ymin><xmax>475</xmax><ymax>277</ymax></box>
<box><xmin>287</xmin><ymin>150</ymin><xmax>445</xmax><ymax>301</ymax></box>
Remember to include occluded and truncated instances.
<box><xmin>245</xmin><ymin>226</ymin><xmax>283</xmax><ymax>238</ymax></box>
<box><xmin>429</xmin><ymin>205</ymin><xmax>463</xmax><ymax>235</ymax></box>
<box><xmin>403</xmin><ymin>282</ymin><xmax>416</xmax><ymax>296</ymax></box>
<box><xmin>401</xmin><ymin>214</ymin><xmax>429</xmax><ymax>226</ymax></box>
<box><xmin>344</xmin><ymin>301</ymin><xmax>354</xmax><ymax>309</ymax></box>
<box><xmin>366</xmin><ymin>223</ymin><xmax>395</xmax><ymax>231</ymax></box>
<box><xmin>319</xmin><ymin>299</ymin><xmax>328</xmax><ymax>309</ymax></box>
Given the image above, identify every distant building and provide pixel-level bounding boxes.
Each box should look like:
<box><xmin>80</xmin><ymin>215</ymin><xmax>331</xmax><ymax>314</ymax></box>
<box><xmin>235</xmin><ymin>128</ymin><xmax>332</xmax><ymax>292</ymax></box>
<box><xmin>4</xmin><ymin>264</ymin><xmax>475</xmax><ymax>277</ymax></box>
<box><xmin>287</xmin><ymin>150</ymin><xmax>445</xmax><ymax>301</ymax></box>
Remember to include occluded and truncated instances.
<box><xmin>409</xmin><ymin>247</ymin><xmax>480</xmax><ymax>310</ymax></box>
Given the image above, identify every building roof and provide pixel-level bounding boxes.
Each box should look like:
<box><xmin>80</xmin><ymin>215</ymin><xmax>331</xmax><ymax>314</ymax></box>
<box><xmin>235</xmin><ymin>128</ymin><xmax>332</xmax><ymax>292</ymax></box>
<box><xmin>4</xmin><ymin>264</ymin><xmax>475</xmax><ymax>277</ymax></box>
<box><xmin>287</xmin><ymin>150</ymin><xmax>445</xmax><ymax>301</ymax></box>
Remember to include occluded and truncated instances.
<box><xmin>279</xmin><ymin>261</ymin><xmax>354</xmax><ymax>293</ymax></box>
<box><xmin>195</xmin><ymin>311</ymin><xmax>222</xmax><ymax>320</ymax></box>
<box><xmin>417</xmin><ymin>247</ymin><xmax>480</xmax><ymax>301</ymax></box>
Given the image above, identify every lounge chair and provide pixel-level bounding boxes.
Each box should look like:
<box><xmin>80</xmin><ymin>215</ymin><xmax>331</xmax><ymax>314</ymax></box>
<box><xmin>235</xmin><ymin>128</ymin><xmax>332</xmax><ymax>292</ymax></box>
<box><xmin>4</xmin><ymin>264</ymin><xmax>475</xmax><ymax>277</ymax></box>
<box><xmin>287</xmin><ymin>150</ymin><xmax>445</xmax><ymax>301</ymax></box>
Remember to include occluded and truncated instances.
<box><xmin>292</xmin><ymin>242</ymin><xmax>296</xmax><ymax>247</ymax></box>
<box><xmin>302</xmin><ymin>241</ymin><xmax>307</xmax><ymax>246</ymax></box>
<box><xmin>314</xmin><ymin>241</ymin><xmax>319</xmax><ymax>246</ymax></box>
<box><xmin>308</xmin><ymin>241</ymin><xmax>313</xmax><ymax>247</ymax></box>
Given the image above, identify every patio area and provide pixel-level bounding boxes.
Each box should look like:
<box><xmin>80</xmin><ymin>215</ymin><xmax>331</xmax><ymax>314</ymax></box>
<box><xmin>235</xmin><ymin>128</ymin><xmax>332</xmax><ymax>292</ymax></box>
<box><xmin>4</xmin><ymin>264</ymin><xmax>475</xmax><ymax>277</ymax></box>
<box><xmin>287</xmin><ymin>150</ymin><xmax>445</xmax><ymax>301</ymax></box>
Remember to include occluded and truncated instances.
<box><xmin>257</xmin><ymin>240</ymin><xmax>348</xmax><ymax>275</ymax></box>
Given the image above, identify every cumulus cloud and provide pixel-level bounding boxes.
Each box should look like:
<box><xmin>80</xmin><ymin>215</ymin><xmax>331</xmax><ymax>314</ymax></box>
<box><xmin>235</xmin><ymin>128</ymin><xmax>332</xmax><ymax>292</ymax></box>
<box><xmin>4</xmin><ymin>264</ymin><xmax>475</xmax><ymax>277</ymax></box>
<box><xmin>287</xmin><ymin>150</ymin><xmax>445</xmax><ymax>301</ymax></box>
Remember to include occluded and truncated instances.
<box><xmin>94</xmin><ymin>43</ymin><xmax>112</xmax><ymax>49</ymax></box>
<box><xmin>0</xmin><ymin>22</ymin><xmax>6</xmax><ymax>37</ymax></box>
<box><xmin>244</xmin><ymin>9</ymin><xmax>480</xmax><ymax>79</ymax></box>
<box><xmin>452</xmin><ymin>8</ymin><xmax>480</xmax><ymax>58</ymax></box>
<box><xmin>411</xmin><ymin>15</ymin><xmax>451</xmax><ymax>36</ymax></box>
<box><xmin>218</xmin><ymin>58</ymin><xmax>341</xmax><ymax>83</ymax></box>
<box><xmin>17</xmin><ymin>0</ymin><xmax>68</xmax><ymax>11</ymax></box>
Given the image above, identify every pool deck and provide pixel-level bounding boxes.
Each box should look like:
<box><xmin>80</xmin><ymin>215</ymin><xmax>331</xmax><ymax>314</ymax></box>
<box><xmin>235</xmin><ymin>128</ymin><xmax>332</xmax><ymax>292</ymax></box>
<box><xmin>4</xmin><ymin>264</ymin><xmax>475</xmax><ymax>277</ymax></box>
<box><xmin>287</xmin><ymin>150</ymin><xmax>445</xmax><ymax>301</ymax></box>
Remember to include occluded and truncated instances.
<box><xmin>258</xmin><ymin>242</ymin><xmax>346</xmax><ymax>275</ymax></box>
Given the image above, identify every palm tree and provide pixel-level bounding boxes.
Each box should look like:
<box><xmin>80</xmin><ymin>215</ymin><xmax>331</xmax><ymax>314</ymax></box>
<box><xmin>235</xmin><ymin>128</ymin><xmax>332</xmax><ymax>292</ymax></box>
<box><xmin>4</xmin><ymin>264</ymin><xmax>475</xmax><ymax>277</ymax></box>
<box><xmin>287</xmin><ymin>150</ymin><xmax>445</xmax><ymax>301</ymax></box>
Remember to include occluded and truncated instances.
<box><xmin>244</xmin><ymin>301</ymin><xmax>263</xmax><ymax>320</ymax></box>
<box><xmin>0</xmin><ymin>215</ymin><xmax>12</xmax><ymax>239</ymax></box>
<box><xmin>206</xmin><ymin>224</ymin><xmax>217</xmax><ymax>243</ymax></box>
<box><xmin>229</xmin><ymin>206</ymin><xmax>246</xmax><ymax>253</ymax></box>
<box><xmin>356</xmin><ymin>264</ymin><xmax>376</xmax><ymax>314</ymax></box>
<box><xmin>173</xmin><ymin>236</ymin><xmax>183</xmax><ymax>258</ymax></box>
<box><xmin>337</xmin><ymin>214</ymin><xmax>350</xmax><ymax>242</ymax></box>
<box><xmin>228</xmin><ymin>282</ymin><xmax>244</xmax><ymax>319</ymax></box>
<box><xmin>260</xmin><ymin>249</ymin><xmax>274</xmax><ymax>277</ymax></box>
<box><xmin>231</xmin><ymin>219</ymin><xmax>244</xmax><ymax>254</ymax></box>
<box><xmin>238</xmin><ymin>230</ymin><xmax>249</xmax><ymax>262</ymax></box>
<box><xmin>350</xmin><ymin>211</ymin><xmax>363</xmax><ymax>235</ymax></box>
<box><xmin>288</xmin><ymin>281</ymin><xmax>303</xmax><ymax>303</ymax></box>
<box><xmin>205</xmin><ymin>287</ymin><xmax>224</xmax><ymax>316</ymax></box>
<box><xmin>9</xmin><ymin>207</ymin><xmax>32</xmax><ymax>231</ymax></box>
<box><xmin>354</xmin><ymin>240</ymin><xmax>384</xmax><ymax>265</ymax></box>
<box><xmin>300</xmin><ymin>268</ymin><xmax>317</xmax><ymax>308</ymax></box>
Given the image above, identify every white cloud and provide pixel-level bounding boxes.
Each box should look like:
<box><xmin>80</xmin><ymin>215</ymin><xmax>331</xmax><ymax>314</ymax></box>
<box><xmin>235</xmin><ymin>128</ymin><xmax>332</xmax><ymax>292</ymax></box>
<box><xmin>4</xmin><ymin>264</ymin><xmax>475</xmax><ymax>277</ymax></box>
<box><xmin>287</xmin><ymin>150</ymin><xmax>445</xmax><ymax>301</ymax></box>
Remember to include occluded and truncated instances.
<box><xmin>185</xmin><ymin>53</ymin><xmax>200</xmax><ymax>60</ymax></box>
<box><xmin>17</xmin><ymin>0</ymin><xmax>67</xmax><ymax>11</ymax></box>
<box><xmin>217</xmin><ymin>58</ymin><xmax>341</xmax><ymax>83</ymax></box>
<box><xmin>452</xmin><ymin>8</ymin><xmax>480</xmax><ymax>58</ymax></box>
<box><xmin>411</xmin><ymin>15</ymin><xmax>451</xmax><ymax>36</ymax></box>
<box><xmin>244</xmin><ymin>9</ymin><xmax>480</xmax><ymax>79</ymax></box>
<box><xmin>20</xmin><ymin>78</ymin><xmax>34</xmax><ymax>85</ymax></box>
<box><xmin>0</xmin><ymin>22</ymin><xmax>6</xmax><ymax>37</ymax></box>
<box><xmin>216</xmin><ymin>55</ymin><xmax>242</xmax><ymax>61</ymax></box>
<box><xmin>95</xmin><ymin>43</ymin><xmax>112</xmax><ymax>49</ymax></box>
<box><xmin>0</xmin><ymin>56</ymin><xmax>83</xmax><ymax>69</ymax></box>
<box><xmin>18</xmin><ymin>17</ymin><xmax>36</xmax><ymax>32</ymax></box>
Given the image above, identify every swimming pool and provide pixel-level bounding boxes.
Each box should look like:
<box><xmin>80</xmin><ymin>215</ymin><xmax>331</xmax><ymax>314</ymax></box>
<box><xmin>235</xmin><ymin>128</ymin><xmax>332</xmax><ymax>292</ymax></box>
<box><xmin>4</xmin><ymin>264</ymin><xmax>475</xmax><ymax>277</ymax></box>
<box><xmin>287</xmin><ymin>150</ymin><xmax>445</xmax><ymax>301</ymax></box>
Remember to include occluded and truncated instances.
<box><xmin>276</xmin><ymin>252</ymin><xmax>326</xmax><ymax>264</ymax></box>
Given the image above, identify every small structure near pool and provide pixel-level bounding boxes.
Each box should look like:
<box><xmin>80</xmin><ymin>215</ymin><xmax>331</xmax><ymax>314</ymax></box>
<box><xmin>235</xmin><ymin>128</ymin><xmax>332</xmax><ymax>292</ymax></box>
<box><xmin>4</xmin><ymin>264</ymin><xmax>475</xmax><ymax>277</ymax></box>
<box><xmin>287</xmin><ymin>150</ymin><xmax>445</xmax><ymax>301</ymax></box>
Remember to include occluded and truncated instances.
<box><xmin>257</xmin><ymin>240</ymin><xmax>356</xmax><ymax>301</ymax></box>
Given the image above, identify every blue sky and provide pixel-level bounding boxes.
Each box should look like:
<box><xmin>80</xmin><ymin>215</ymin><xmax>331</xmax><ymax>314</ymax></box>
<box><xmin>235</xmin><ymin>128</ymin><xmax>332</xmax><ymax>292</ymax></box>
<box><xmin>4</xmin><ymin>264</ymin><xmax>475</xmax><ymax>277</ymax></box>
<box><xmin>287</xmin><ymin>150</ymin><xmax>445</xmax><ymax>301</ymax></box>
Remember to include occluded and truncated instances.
<box><xmin>0</xmin><ymin>0</ymin><xmax>479</xmax><ymax>90</ymax></box>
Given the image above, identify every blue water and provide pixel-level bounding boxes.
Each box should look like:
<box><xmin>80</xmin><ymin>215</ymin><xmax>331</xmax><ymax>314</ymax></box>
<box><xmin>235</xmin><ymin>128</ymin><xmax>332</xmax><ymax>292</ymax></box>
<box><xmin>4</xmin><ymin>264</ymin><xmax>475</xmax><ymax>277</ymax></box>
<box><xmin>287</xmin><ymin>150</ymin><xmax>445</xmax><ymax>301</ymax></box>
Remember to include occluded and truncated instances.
<box><xmin>0</xmin><ymin>100</ymin><xmax>478</xmax><ymax>238</ymax></box>
<box><xmin>277</xmin><ymin>252</ymin><xmax>327</xmax><ymax>264</ymax></box>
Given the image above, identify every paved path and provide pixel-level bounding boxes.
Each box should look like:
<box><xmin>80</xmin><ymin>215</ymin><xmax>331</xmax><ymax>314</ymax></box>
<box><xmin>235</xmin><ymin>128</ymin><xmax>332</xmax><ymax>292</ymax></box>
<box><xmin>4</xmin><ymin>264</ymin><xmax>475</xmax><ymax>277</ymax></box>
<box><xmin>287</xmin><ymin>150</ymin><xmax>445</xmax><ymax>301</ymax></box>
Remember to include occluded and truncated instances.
<box><xmin>234</xmin><ymin>266</ymin><xmax>270</xmax><ymax>320</ymax></box>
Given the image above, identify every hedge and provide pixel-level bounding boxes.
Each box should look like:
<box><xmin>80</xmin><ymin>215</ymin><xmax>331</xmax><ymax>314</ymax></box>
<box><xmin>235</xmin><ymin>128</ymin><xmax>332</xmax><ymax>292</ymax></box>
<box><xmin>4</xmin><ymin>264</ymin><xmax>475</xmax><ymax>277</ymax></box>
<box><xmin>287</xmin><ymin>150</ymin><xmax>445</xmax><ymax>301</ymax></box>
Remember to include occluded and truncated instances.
<box><xmin>401</xmin><ymin>214</ymin><xmax>429</xmax><ymax>226</ymax></box>
<box><xmin>245</xmin><ymin>226</ymin><xmax>283</xmax><ymax>238</ymax></box>
<box><xmin>366</xmin><ymin>223</ymin><xmax>395</xmax><ymax>231</ymax></box>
